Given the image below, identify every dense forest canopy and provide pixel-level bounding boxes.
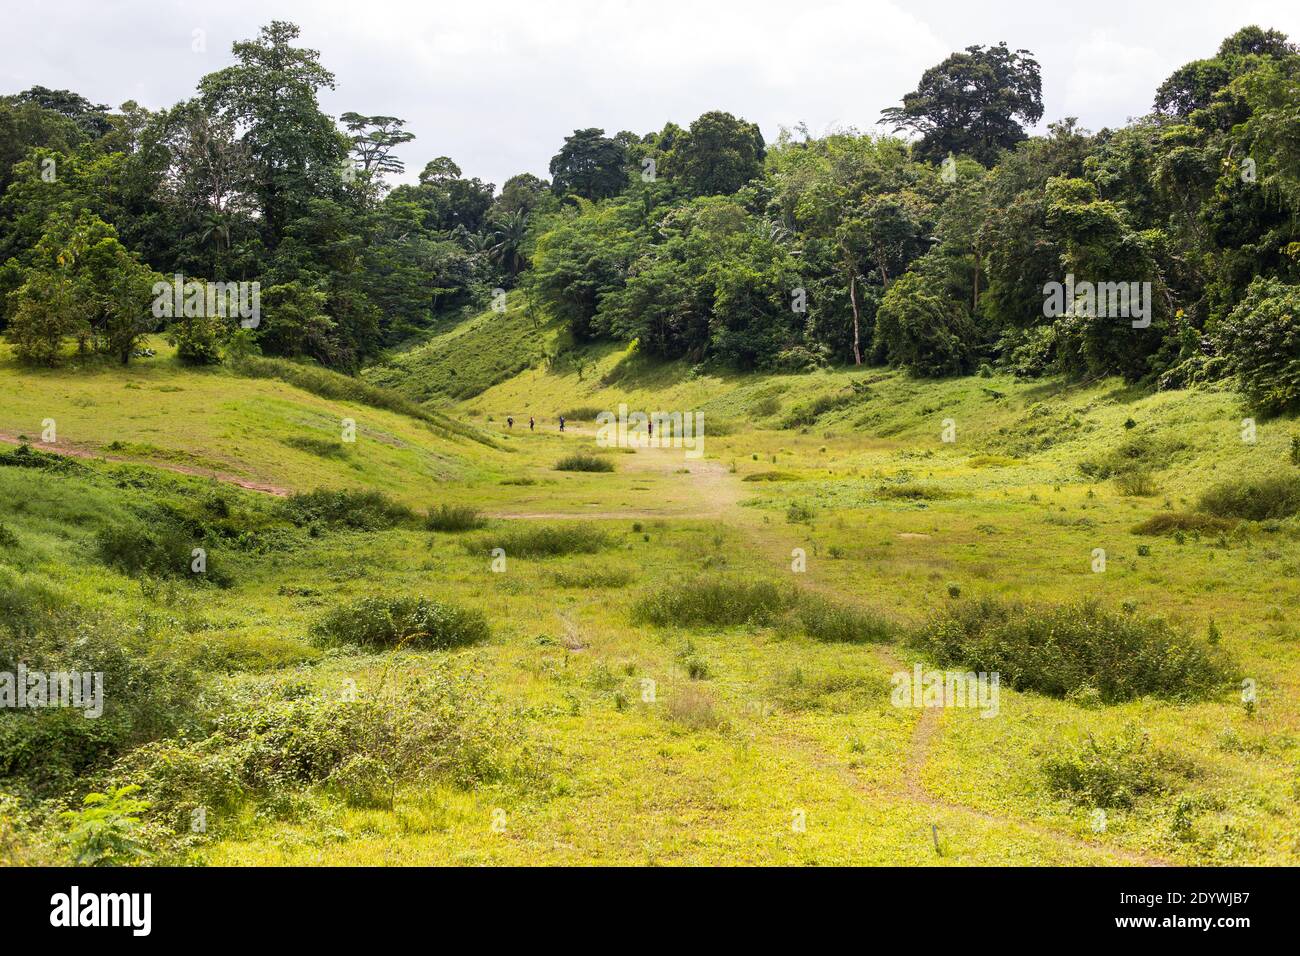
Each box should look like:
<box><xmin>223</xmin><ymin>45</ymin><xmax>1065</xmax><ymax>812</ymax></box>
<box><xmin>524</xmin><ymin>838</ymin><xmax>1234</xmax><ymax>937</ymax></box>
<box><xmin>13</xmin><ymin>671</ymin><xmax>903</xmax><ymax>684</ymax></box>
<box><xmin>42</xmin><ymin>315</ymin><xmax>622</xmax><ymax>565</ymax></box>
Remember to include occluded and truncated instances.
<box><xmin>2</xmin><ymin>20</ymin><xmax>1299</xmax><ymax>411</ymax></box>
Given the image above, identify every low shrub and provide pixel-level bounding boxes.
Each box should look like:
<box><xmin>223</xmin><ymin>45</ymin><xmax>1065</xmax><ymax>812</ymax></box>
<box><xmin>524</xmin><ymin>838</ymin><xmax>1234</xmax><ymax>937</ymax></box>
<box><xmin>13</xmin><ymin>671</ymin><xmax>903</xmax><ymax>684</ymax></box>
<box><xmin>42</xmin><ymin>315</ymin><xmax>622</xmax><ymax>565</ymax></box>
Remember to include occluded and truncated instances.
<box><xmin>633</xmin><ymin>576</ymin><xmax>794</xmax><ymax>628</ymax></box>
<box><xmin>108</xmin><ymin>663</ymin><xmax>525</xmax><ymax>837</ymax></box>
<box><xmin>0</xmin><ymin>614</ymin><xmax>204</xmax><ymax>798</ymax></box>
<box><xmin>875</xmin><ymin>483</ymin><xmax>954</xmax><ymax>501</ymax></box>
<box><xmin>780</xmin><ymin>393</ymin><xmax>854</xmax><ymax>428</ymax></box>
<box><xmin>1041</xmin><ymin>724</ymin><xmax>1189</xmax><ymax>809</ymax></box>
<box><xmin>283</xmin><ymin>436</ymin><xmax>349</xmax><ymax>459</ymax></box>
<box><xmin>743</xmin><ymin>470</ymin><xmax>801</xmax><ymax>482</ymax></box>
<box><xmin>1131</xmin><ymin>512</ymin><xmax>1236</xmax><ymax>536</ymax></box>
<box><xmin>914</xmin><ymin>598</ymin><xmax>1234</xmax><ymax>702</ymax></box>
<box><xmin>0</xmin><ymin>443</ymin><xmax>85</xmax><ymax>475</ymax></box>
<box><xmin>278</xmin><ymin>489</ymin><xmax>415</xmax><ymax>531</ymax></box>
<box><xmin>425</xmin><ymin>504</ymin><xmax>486</xmax><ymax>532</ymax></box>
<box><xmin>1197</xmin><ymin>474</ymin><xmax>1300</xmax><ymax>521</ymax></box>
<box><xmin>96</xmin><ymin>520</ymin><xmax>223</xmax><ymax>581</ymax></box>
<box><xmin>312</xmin><ymin>596</ymin><xmax>489</xmax><ymax>650</ymax></box>
<box><xmin>1113</xmin><ymin>468</ymin><xmax>1158</xmax><ymax>497</ymax></box>
<box><xmin>557</xmin><ymin>406</ymin><xmax>604</xmax><ymax>421</ymax></box>
<box><xmin>662</xmin><ymin>684</ymin><xmax>729</xmax><ymax>732</ymax></box>
<box><xmin>554</xmin><ymin>452</ymin><xmax>614</xmax><ymax>472</ymax></box>
<box><xmin>798</xmin><ymin>595</ymin><xmax>896</xmax><ymax>644</ymax></box>
<box><xmin>469</xmin><ymin>524</ymin><xmax>610</xmax><ymax>558</ymax></box>
<box><xmin>550</xmin><ymin>568</ymin><xmax>633</xmax><ymax>588</ymax></box>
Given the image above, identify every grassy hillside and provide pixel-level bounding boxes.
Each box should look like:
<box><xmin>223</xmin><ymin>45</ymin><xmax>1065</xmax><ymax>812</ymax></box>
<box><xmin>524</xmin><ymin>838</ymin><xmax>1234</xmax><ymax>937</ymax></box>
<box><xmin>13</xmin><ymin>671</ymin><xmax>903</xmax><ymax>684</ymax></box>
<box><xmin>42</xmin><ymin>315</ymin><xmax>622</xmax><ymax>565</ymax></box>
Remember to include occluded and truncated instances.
<box><xmin>3</xmin><ymin>338</ymin><xmax>1299</xmax><ymax>866</ymax></box>
<box><xmin>363</xmin><ymin>296</ymin><xmax>562</xmax><ymax>404</ymax></box>
<box><xmin>0</xmin><ymin>338</ymin><xmax>498</xmax><ymax>504</ymax></box>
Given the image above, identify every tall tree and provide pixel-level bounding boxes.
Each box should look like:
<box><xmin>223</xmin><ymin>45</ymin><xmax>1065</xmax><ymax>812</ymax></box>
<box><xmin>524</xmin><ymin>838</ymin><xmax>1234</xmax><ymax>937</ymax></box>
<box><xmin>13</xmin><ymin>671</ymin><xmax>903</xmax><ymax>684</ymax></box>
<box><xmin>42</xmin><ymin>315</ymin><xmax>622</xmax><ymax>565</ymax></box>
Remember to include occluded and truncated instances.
<box><xmin>666</xmin><ymin>111</ymin><xmax>765</xmax><ymax>196</ymax></box>
<box><xmin>882</xmin><ymin>42</ymin><xmax>1043</xmax><ymax>166</ymax></box>
<box><xmin>199</xmin><ymin>21</ymin><xmax>348</xmax><ymax>246</ymax></box>
<box><xmin>548</xmin><ymin>128</ymin><xmax>628</xmax><ymax>201</ymax></box>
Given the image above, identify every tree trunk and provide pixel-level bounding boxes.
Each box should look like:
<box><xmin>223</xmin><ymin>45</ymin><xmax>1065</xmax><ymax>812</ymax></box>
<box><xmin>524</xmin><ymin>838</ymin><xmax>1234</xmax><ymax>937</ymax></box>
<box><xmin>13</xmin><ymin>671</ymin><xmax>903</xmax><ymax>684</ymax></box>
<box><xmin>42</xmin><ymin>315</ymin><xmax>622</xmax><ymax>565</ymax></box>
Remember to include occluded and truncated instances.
<box><xmin>849</xmin><ymin>272</ymin><xmax>862</xmax><ymax>366</ymax></box>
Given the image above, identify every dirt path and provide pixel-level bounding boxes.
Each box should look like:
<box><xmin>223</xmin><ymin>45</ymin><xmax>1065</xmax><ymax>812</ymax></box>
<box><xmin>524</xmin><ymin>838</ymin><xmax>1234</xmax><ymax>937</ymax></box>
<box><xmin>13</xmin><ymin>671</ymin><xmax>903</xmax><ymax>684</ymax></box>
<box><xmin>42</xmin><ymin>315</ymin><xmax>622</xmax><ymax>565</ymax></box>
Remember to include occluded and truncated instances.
<box><xmin>486</xmin><ymin>432</ymin><xmax>744</xmax><ymax>521</ymax></box>
<box><xmin>0</xmin><ymin>433</ymin><xmax>292</xmax><ymax>496</ymax></box>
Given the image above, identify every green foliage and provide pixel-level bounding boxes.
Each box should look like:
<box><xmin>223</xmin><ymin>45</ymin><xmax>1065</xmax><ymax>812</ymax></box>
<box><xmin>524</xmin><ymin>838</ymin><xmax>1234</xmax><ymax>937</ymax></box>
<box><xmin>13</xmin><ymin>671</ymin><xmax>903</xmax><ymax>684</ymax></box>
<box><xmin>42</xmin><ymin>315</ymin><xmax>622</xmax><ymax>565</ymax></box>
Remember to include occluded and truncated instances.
<box><xmin>916</xmin><ymin>598</ymin><xmax>1235</xmax><ymax>702</ymax></box>
<box><xmin>881</xmin><ymin>42</ymin><xmax>1044</xmax><ymax>165</ymax></box>
<box><xmin>1131</xmin><ymin>512</ymin><xmax>1235</xmax><ymax>535</ymax></box>
<box><xmin>1197</xmin><ymin>473</ymin><xmax>1300</xmax><ymax>520</ymax></box>
<box><xmin>633</xmin><ymin>576</ymin><xmax>794</xmax><ymax>628</ymax></box>
<box><xmin>1211</xmin><ymin>278</ymin><xmax>1300</xmax><ymax>414</ymax></box>
<box><xmin>312</xmin><ymin>596</ymin><xmax>490</xmax><ymax>650</ymax></box>
<box><xmin>548</xmin><ymin>128</ymin><xmax>628</xmax><ymax>201</ymax></box>
<box><xmin>797</xmin><ymin>595</ymin><xmax>896</xmax><ymax>644</ymax></box>
<box><xmin>663</xmin><ymin>111</ymin><xmax>765</xmax><ymax>197</ymax></box>
<box><xmin>424</xmin><ymin>504</ymin><xmax>486</xmax><ymax>532</ymax></box>
<box><xmin>277</xmin><ymin>489</ymin><xmax>415</xmax><ymax>531</ymax></box>
<box><xmin>873</xmin><ymin>269</ymin><xmax>975</xmax><ymax>376</ymax></box>
<box><xmin>1041</xmin><ymin>725</ymin><xmax>1182</xmax><ymax>809</ymax></box>
<box><xmin>109</xmin><ymin>665</ymin><xmax>528</xmax><ymax>835</ymax></box>
<box><xmin>60</xmin><ymin>785</ymin><xmax>151</xmax><ymax>866</ymax></box>
<box><xmin>469</xmin><ymin>524</ymin><xmax>610</xmax><ymax>558</ymax></box>
<box><xmin>96</xmin><ymin>520</ymin><xmax>218</xmax><ymax>581</ymax></box>
<box><xmin>554</xmin><ymin>452</ymin><xmax>614</xmax><ymax>472</ymax></box>
<box><xmin>0</xmin><ymin>610</ymin><xmax>203</xmax><ymax>797</ymax></box>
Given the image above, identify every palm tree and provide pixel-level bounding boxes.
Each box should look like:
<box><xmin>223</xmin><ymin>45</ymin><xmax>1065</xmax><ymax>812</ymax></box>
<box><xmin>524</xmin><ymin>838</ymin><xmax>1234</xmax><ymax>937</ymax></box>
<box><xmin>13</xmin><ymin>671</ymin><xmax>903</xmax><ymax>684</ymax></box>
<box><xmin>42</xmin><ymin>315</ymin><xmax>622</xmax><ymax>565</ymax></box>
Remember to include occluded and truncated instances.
<box><xmin>199</xmin><ymin>209</ymin><xmax>231</xmax><ymax>279</ymax></box>
<box><xmin>489</xmin><ymin>210</ymin><xmax>529</xmax><ymax>278</ymax></box>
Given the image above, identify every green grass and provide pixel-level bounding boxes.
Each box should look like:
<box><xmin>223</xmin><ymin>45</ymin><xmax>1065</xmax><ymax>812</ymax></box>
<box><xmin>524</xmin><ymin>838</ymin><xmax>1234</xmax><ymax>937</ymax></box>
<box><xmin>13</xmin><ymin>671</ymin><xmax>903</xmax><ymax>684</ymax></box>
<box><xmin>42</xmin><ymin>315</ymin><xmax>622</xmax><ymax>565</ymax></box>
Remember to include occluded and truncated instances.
<box><xmin>3</xmin><ymin>336</ymin><xmax>1300</xmax><ymax>866</ymax></box>
<box><xmin>554</xmin><ymin>452</ymin><xmax>614</xmax><ymax>472</ymax></box>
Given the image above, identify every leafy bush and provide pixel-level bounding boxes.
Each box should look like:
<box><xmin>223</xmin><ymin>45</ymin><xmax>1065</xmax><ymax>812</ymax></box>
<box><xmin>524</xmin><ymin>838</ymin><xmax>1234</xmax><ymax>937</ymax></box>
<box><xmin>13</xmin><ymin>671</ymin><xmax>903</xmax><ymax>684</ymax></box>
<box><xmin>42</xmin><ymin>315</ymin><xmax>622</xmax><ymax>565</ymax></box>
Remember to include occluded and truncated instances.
<box><xmin>312</xmin><ymin>596</ymin><xmax>490</xmax><ymax>650</ymax></box>
<box><xmin>469</xmin><ymin>524</ymin><xmax>610</xmax><ymax>558</ymax></box>
<box><xmin>797</xmin><ymin>595</ymin><xmax>896</xmax><ymax>644</ymax></box>
<box><xmin>278</xmin><ymin>489</ymin><xmax>415</xmax><ymax>531</ymax></box>
<box><xmin>1210</xmin><ymin>277</ymin><xmax>1300</xmax><ymax>415</ymax></box>
<box><xmin>109</xmin><ymin>664</ymin><xmax>527</xmax><ymax>836</ymax></box>
<box><xmin>1078</xmin><ymin>436</ymin><xmax>1184</xmax><ymax>480</ymax></box>
<box><xmin>780</xmin><ymin>393</ymin><xmax>854</xmax><ymax>428</ymax></box>
<box><xmin>1041</xmin><ymin>725</ymin><xmax>1187</xmax><ymax>809</ymax></box>
<box><xmin>554</xmin><ymin>452</ymin><xmax>615</xmax><ymax>472</ymax></box>
<box><xmin>634</xmin><ymin>576</ymin><xmax>794</xmax><ymax>628</ymax></box>
<box><xmin>875</xmin><ymin>483</ymin><xmax>954</xmax><ymax>500</ymax></box>
<box><xmin>425</xmin><ymin>504</ymin><xmax>486</xmax><ymax>532</ymax></box>
<box><xmin>0</xmin><ymin>613</ymin><xmax>203</xmax><ymax>797</ymax></box>
<box><xmin>872</xmin><ymin>269</ymin><xmax>976</xmax><ymax>376</ymax></box>
<box><xmin>1131</xmin><ymin>512</ymin><xmax>1236</xmax><ymax>536</ymax></box>
<box><xmin>1113</xmin><ymin>468</ymin><xmax>1158</xmax><ymax>497</ymax></box>
<box><xmin>743</xmin><ymin>470</ymin><xmax>801</xmax><ymax>482</ymax></box>
<box><xmin>557</xmin><ymin>406</ymin><xmax>605</xmax><ymax>421</ymax></box>
<box><xmin>96</xmin><ymin>520</ymin><xmax>224</xmax><ymax>581</ymax></box>
<box><xmin>283</xmin><ymin>436</ymin><xmax>349</xmax><ymax>459</ymax></box>
<box><xmin>915</xmin><ymin>598</ymin><xmax>1234</xmax><ymax>702</ymax></box>
<box><xmin>0</xmin><ymin>443</ymin><xmax>85</xmax><ymax>475</ymax></box>
<box><xmin>60</xmin><ymin>785</ymin><xmax>151</xmax><ymax>866</ymax></box>
<box><xmin>1197</xmin><ymin>474</ymin><xmax>1300</xmax><ymax>520</ymax></box>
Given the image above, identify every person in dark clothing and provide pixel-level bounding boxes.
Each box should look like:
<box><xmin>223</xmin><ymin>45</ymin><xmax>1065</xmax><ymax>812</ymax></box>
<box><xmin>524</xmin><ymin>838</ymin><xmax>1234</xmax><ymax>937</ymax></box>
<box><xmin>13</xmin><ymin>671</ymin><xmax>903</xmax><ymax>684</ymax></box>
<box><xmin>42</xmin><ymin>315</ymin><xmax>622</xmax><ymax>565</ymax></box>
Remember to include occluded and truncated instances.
<box><xmin>558</xmin><ymin>416</ymin><xmax>566</xmax><ymax>432</ymax></box>
<box><xmin>507</xmin><ymin>416</ymin><xmax>514</xmax><ymax>428</ymax></box>
<box><xmin>529</xmin><ymin>417</ymin><xmax>535</xmax><ymax>431</ymax></box>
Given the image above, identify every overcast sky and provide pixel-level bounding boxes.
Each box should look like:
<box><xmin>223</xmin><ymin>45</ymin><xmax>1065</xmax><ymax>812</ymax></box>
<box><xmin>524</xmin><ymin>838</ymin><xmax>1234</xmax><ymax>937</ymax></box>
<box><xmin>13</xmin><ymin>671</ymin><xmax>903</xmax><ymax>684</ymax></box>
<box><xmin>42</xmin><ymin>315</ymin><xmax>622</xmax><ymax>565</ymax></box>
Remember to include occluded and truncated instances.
<box><xmin>3</xmin><ymin>0</ymin><xmax>1298</xmax><ymax>189</ymax></box>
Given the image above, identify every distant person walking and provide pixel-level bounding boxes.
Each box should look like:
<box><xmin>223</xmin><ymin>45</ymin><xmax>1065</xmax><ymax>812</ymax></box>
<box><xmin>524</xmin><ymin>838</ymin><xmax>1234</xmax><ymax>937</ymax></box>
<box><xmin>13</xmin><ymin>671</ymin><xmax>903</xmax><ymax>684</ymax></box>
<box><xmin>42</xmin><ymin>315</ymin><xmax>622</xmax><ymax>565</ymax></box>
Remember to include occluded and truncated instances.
<box><xmin>529</xmin><ymin>416</ymin><xmax>535</xmax><ymax>431</ymax></box>
<box><xmin>507</xmin><ymin>416</ymin><xmax>514</xmax><ymax>428</ymax></box>
<box><xmin>558</xmin><ymin>416</ymin><xmax>566</xmax><ymax>433</ymax></box>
